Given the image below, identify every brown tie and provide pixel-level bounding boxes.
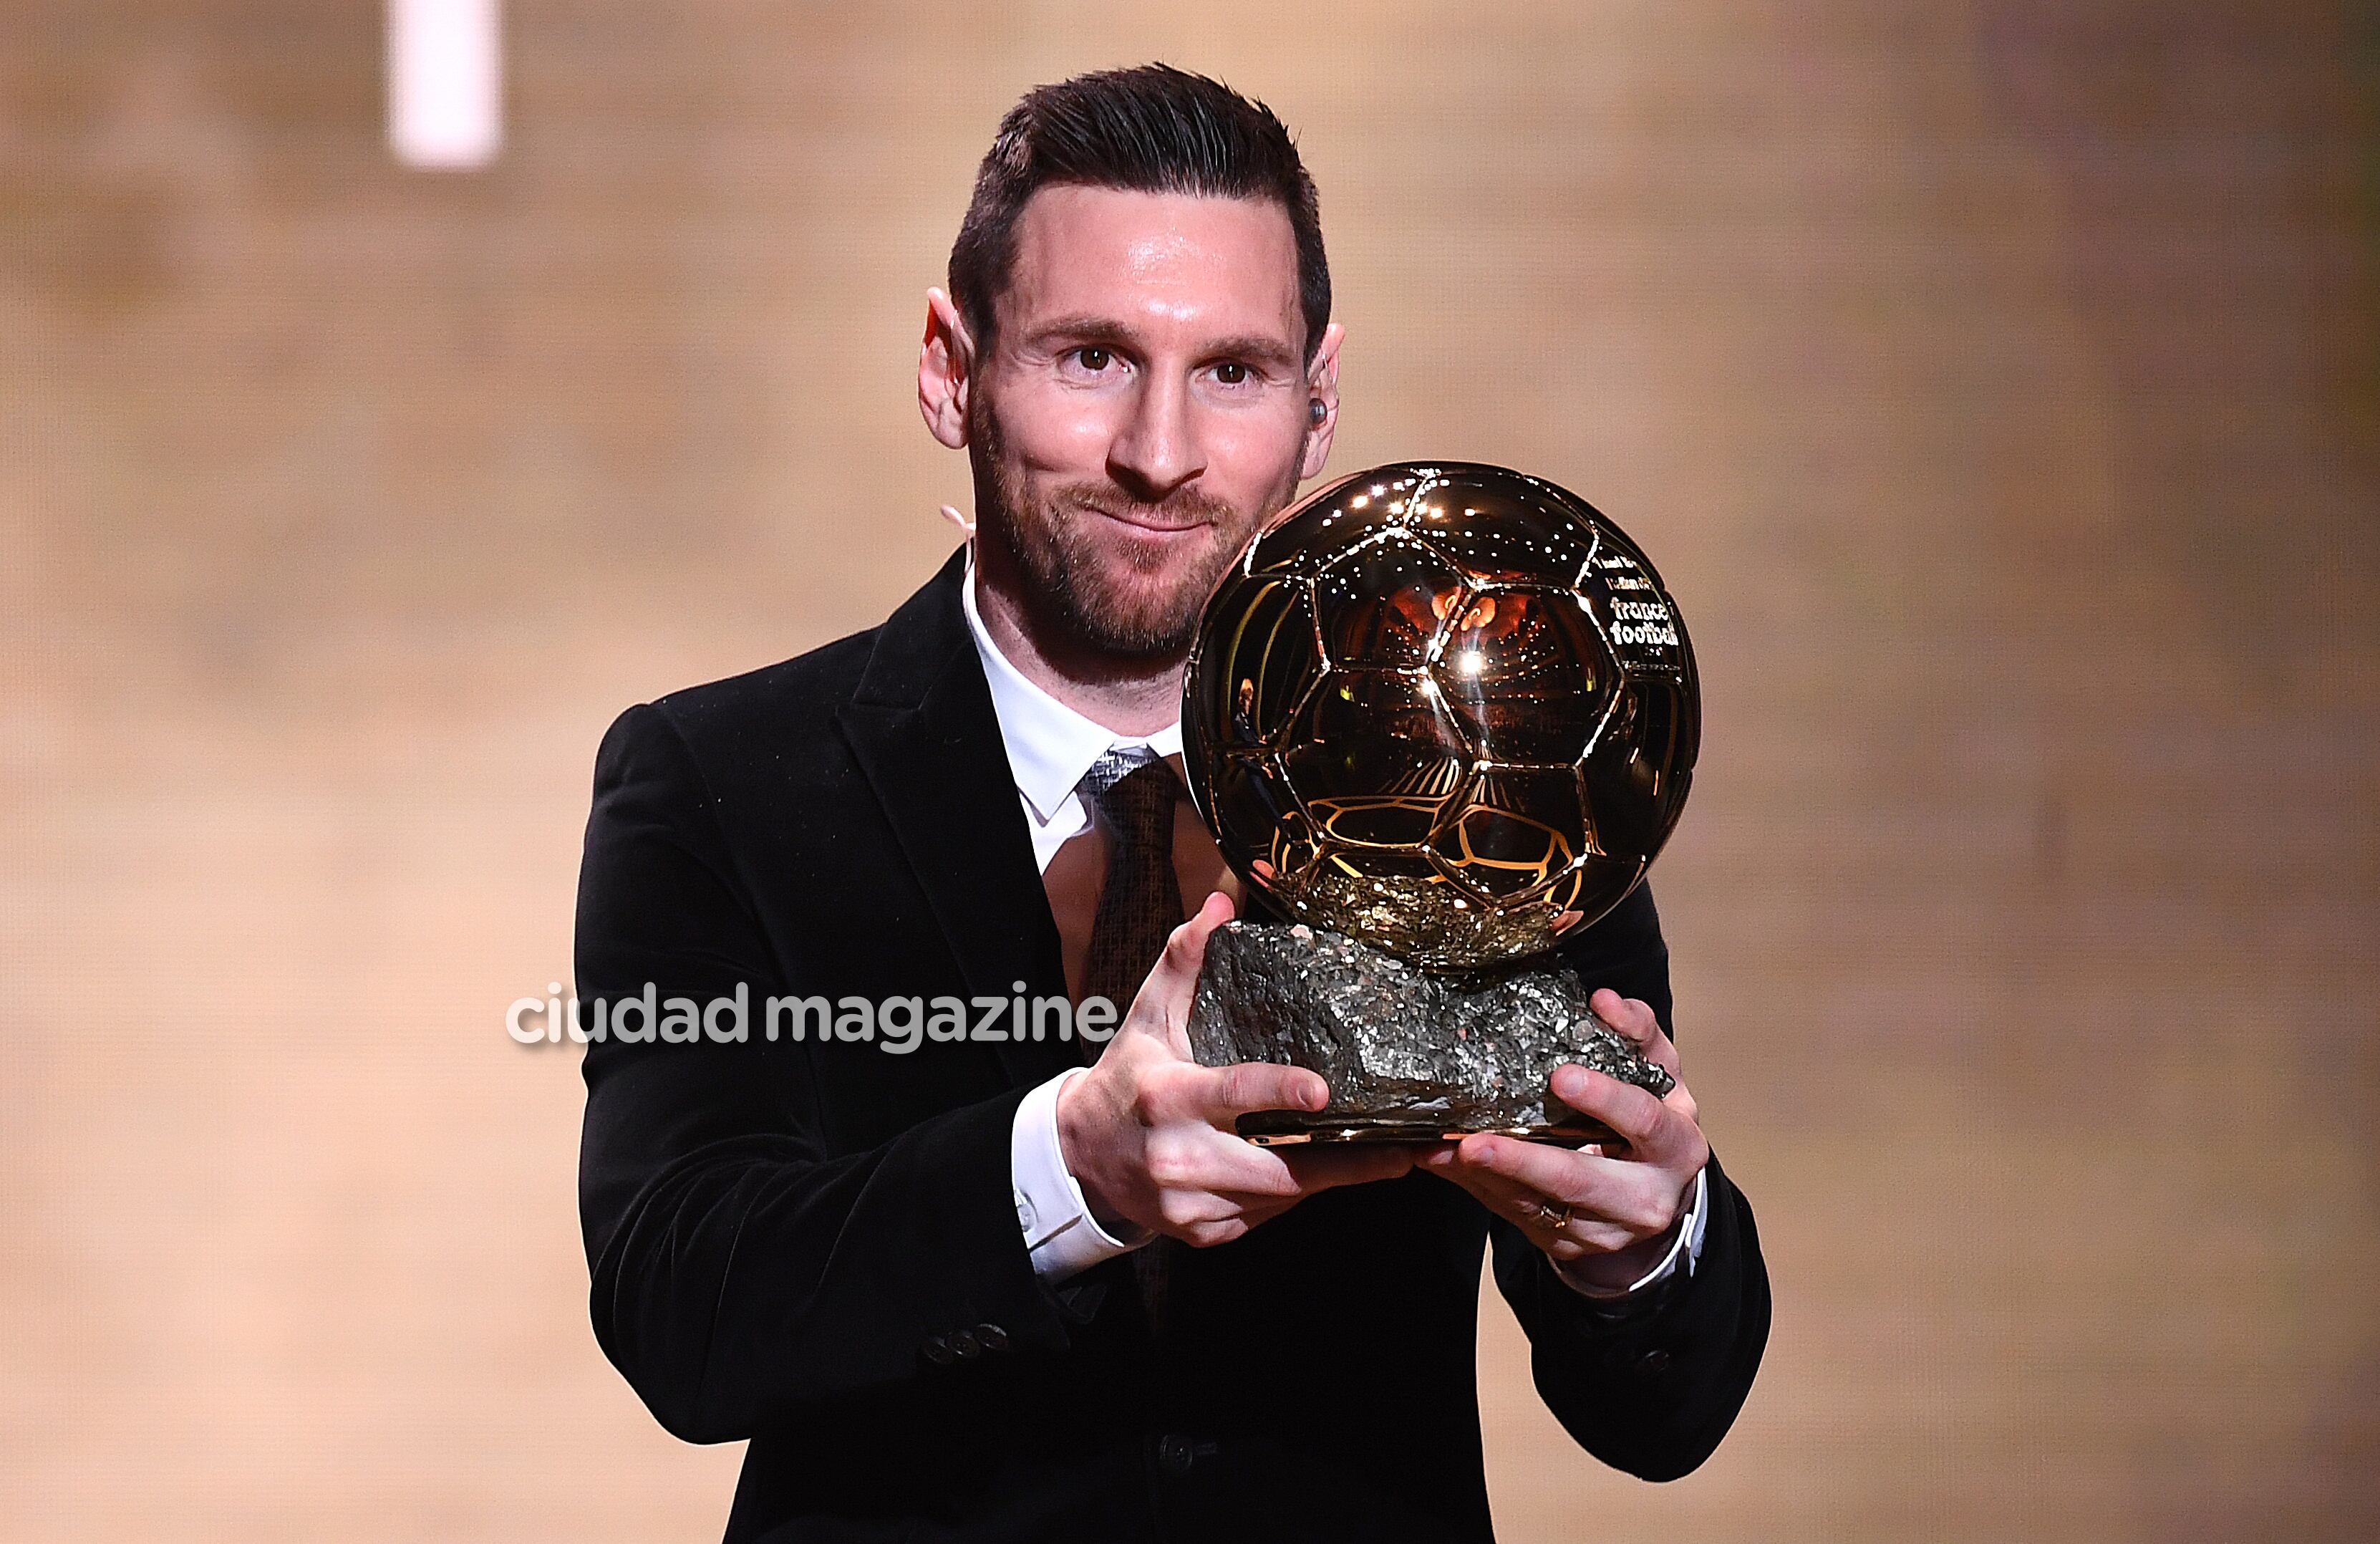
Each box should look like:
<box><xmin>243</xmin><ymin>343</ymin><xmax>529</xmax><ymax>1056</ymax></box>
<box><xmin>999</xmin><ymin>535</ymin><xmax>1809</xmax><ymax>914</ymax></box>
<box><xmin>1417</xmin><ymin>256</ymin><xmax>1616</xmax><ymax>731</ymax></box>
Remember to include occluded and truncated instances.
<box><xmin>1079</xmin><ymin>753</ymin><xmax>1186</xmax><ymax>1334</ymax></box>
<box><xmin>1080</xmin><ymin>756</ymin><xmax>1187</xmax><ymax>1035</ymax></box>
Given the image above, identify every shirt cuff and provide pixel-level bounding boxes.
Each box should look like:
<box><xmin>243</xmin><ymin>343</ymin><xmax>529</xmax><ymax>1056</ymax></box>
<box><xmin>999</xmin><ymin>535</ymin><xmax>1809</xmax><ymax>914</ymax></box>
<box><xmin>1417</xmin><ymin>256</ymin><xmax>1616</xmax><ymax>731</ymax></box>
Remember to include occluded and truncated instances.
<box><xmin>1552</xmin><ymin>1164</ymin><xmax>1709</xmax><ymax>1301</ymax></box>
<box><xmin>1011</xmin><ymin>1066</ymin><xmax>1154</xmax><ymax>1283</ymax></box>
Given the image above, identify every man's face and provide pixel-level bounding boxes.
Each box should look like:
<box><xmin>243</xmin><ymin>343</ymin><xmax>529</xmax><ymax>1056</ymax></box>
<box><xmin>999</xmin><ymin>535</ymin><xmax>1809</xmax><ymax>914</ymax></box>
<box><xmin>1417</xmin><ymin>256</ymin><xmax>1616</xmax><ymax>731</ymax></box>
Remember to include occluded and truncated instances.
<box><xmin>967</xmin><ymin>185</ymin><xmax>1332</xmax><ymax>660</ymax></box>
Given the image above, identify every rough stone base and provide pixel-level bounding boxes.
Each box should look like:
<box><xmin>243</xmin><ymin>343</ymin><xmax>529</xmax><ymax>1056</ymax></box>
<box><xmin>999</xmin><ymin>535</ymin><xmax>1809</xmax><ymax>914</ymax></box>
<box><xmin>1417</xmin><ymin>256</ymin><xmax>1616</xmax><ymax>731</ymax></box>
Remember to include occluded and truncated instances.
<box><xmin>1186</xmin><ymin>920</ymin><xmax>1677</xmax><ymax>1145</ymax></box>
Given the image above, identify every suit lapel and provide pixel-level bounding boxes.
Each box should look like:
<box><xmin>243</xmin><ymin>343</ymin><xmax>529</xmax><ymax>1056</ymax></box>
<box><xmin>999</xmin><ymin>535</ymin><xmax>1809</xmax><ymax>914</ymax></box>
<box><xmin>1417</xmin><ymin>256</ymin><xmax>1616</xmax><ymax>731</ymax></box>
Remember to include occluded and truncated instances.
<box><xmin>836</xmin><ymin>549</ymin><xmax>1078</xmax><ymax>1091</ymax></box>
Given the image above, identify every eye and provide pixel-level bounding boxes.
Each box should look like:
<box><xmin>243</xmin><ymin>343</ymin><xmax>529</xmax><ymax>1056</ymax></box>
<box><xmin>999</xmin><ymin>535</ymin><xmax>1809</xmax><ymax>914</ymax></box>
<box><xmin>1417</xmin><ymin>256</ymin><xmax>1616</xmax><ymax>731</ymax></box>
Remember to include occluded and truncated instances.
<box><xmin>1074</xmin><ymin>346</ymin><xmax>1113</xmax><ymax>372</ymax></box>
<box><xmin>1214</xmin><ymin>361</ymin><xmax>1249</xmax><ymax>385</ymax></box>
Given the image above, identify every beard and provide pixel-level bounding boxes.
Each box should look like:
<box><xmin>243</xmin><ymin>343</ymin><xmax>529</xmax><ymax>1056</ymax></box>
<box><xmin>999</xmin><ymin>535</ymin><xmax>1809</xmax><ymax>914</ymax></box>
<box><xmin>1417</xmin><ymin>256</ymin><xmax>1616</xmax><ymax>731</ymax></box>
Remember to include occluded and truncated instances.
<box><xmin>969</xmin><ymin>399</ymin><xmax>1293</xmax><ymax>663</ymax></box>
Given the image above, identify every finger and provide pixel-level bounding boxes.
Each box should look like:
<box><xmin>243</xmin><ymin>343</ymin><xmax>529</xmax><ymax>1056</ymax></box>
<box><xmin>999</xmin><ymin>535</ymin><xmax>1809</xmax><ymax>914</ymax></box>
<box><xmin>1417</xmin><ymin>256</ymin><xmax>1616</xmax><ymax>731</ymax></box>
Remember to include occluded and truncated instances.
<box><xmin>1452</xmin><ymin>1134</ymin><xmax>1693</xmax><ymax>1243</ymax></box>
<box><xmin>1414</xmin><ymin>1144</ymin><xmax>1532</xmax><ymax>1207</ymax></box>
<box><xmin>1279</xmin><ymin>1142</ymin><xmax>1418</xmax><ymax>1195</ymax></box>
<box><xmin>1158</xmin><ymin>1129</ymin><xmax>1305</xmax><ymax>1200</ymax></box>
<box><xmin>1551</xmin><ymin>1059</ymin><xmax>1698</xmax><ymax>1129</ymax></box>
<box><xmin>1201</xmin><ymin>1149</ymin><xmax>1411</xmax><ymax>1230</ymax></box>
<box><xmin>1587</xmin><ymin>988</ymin><xmax>1680</xmax><ymax>1078</ymax></box>
<box><xmin>1587</xmin><ymin>988</ymin><xmax>1658</xmax><ymax>1042</ymax></box>
<box><xmin>1178</xmin><ymin>1188</ymin><xmax>1323</xmax><ymax>1243</ymax></box>
<box><xmin>1422</xmin><ymin>1137</ymin><xmax>1683</xmax><ymax>1258</ymax></box>
<box><xmin>1124</xmin><ymin>890</ymin><xmax>1237</xmax><ymax>1053</ymax></box>
<box><xmin>1456</xmin><ymin>1128</ymin><xmax>1701</xmax><ymax>1242</ymax></box>
<box><xmin>1417</xmin><ymin>1148</ymin><xmax>1620</xmax><ymax>1251</ymax></box>
<box><xmin>1159</xmin><ymin>1164</ymin><xmax>1325</xmax><ymax>1228</ymax></box>
<box><xmin>1413</xmin><ymin>1142</ymin><xmax>1558</xmax><ymax>1217</ymax></box>
<box><xmin>1148</xmin><ymin>1136</ymin><xmax>1402</xmax><ymax>1232</ymax></box>
<box><xmin>1450</xmin><ymin>1132</ymin><xmax>1606</xmax><ymax>1205</ymax></box>
<box><xmin>1197</xmin><ymin>1058</ymin><xmax>1330</xmax><ymax>1124</ymax></box>
<box><xmin>1547</xmin><ymin>1068</ymin><xmax>1702</xmax><ymax>1167</ymax></box>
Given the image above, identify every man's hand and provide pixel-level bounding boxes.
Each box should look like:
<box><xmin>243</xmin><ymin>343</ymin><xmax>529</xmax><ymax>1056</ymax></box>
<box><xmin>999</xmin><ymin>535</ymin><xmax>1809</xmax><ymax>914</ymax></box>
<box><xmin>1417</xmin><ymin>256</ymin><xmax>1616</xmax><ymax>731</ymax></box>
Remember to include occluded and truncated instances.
<box><xmin>1056</xmin><ymin>892</ymin><xmax>1416</xmax><ymax>1247</ymax></box>
<box><xmin>1416</xmin><ymin>989</ymin><xmax>1708</xmax><ymax>1291</ymax></box>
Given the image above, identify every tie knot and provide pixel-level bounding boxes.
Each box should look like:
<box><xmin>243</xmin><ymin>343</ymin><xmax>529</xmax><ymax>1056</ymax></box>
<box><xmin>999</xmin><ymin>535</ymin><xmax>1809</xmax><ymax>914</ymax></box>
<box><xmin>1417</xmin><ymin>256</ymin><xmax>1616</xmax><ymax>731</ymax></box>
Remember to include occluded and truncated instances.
<box><xmin>1079</xmin><ymin>746</ymin><xmax>1156</xmax><ymax>799</ymax></box>
<box><xmin>1088</xmin><ymin>754</ymin><xmax>1180</xmax><ymax>846</ymax></box>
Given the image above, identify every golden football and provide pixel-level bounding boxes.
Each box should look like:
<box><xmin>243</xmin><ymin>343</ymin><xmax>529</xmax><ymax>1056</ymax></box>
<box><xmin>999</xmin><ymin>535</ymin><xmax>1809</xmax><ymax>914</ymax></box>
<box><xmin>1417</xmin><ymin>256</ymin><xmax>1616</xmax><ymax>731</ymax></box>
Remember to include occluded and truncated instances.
<box><xmin>1183</xmin><ymin>462</ymin><xmax>1699</xmax><ymax>972</ymax></box>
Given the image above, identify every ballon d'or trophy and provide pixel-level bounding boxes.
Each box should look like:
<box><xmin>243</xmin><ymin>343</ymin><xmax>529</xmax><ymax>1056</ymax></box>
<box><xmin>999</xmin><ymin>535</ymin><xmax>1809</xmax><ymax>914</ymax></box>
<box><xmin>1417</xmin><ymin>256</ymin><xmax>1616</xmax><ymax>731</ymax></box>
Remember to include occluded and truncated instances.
<box><xmin>1182</xmin><ymin>463</ymin><xmax>1699</xmax><ymax>1147</ymax></box>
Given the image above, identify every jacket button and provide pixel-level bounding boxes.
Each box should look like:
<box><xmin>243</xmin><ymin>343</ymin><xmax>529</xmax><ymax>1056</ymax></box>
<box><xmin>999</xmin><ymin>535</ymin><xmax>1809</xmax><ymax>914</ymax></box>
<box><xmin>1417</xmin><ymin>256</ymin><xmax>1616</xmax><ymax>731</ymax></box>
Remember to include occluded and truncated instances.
<box><xmin>948</xmin><ymin>1328</ymin><xmax>982</xmax><ymax>1359</ymax></box>
<box><xmin>974</xmin><ymin>1321</ymin><xmax>1009</xmax><ymax>1353</ymax></box>
<box><xmin>922</xmin><ymin>1335</ymin><xmax>956</xmax><ymax>1366</ymax></box>
<box><xmin>1156</xmin><ymin>1434</ymin><xmax>1198</xmax><ymax>1475</ymax></box>
<box><xmin>1638</xmin><ymin>1347</ymin><xmax>1673</xmax><ymax>1374</ymax></box>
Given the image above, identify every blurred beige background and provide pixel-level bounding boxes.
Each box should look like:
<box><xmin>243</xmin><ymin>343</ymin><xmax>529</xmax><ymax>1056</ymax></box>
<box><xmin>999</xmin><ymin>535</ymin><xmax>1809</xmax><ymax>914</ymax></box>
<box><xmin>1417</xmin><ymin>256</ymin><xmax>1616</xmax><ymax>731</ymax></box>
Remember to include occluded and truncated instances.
<box><xmin>4</xmin><ymin>2</ymin><xmax>2376</xmax><ymax>1540</ymax></box>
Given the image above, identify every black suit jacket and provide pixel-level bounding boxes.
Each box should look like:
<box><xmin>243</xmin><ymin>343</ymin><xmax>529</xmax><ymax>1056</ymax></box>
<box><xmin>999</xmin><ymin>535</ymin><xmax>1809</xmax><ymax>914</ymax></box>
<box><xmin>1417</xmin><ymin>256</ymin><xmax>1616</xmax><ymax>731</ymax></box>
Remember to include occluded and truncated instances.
<box><xmin>576</xmin><ymin>549</ymin><xmax>1769</xmax><ymax>1543</ymax></box>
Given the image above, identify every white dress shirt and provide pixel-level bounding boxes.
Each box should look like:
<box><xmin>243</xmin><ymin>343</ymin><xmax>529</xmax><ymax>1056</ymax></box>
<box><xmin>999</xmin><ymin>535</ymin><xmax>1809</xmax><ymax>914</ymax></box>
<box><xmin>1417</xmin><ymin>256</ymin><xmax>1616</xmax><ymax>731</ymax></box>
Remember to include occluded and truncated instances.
<box><xmin>962</xmin><ymin>554</ymin><xmax>1707</xmax><ymax>1298</ymax></box>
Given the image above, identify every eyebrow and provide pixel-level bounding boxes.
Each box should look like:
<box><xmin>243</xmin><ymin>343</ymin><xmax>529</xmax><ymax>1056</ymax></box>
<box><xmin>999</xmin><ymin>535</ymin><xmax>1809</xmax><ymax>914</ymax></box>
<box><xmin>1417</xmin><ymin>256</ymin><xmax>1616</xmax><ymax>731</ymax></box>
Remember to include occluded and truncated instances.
<box><xmin>1025</xmin><ymin>316</ymin><xmax>1302</xmax><ymax>371</ymax></box>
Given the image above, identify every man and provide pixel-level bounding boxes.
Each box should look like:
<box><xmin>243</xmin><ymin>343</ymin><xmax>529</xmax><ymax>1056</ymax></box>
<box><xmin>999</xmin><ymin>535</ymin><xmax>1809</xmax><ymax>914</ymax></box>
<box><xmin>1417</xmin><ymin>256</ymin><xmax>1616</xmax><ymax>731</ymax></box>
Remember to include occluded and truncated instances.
<box><xmin>576</xmin><ymin>64</ymin><xmax>1768</xmax><ymax>1543</ymax></box>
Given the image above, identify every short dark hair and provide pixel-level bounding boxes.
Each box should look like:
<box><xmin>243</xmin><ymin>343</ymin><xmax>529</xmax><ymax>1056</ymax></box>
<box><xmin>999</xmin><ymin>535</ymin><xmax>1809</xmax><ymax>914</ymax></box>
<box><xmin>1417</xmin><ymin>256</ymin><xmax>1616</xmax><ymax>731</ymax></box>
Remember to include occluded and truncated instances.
<box><xmin>948</xmin><ymin>64</ymin><xmax>1330</xmax><ymax>363</ymax></box>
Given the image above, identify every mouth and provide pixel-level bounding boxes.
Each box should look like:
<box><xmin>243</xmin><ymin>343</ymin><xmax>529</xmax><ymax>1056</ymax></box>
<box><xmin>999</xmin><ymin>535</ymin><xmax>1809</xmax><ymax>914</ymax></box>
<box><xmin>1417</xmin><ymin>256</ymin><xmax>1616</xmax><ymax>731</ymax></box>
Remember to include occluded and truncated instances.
<box><xmin>1082</xmin><ymin>503</ymin><xmax>1216</xmax><ymax>536</ymax></box>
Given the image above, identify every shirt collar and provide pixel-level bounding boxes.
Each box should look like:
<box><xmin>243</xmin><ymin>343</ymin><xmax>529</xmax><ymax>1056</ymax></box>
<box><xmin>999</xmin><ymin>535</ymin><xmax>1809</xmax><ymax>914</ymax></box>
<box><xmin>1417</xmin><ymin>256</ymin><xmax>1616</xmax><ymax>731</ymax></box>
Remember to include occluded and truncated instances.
<box><xmin>960</xmin><ymin>548</ymin><xmax>1183</xmax><ymax>824</ymax></box>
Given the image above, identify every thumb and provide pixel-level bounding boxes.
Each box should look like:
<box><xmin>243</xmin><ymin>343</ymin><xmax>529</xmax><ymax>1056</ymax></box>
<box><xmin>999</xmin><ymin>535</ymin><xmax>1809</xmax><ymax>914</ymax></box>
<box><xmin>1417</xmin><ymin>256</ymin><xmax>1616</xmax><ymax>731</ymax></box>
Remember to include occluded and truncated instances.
<box><xmin>1123</xmin><ymin>890</ymin><xmax>1237</xmax><ymax>1052</ymax></box>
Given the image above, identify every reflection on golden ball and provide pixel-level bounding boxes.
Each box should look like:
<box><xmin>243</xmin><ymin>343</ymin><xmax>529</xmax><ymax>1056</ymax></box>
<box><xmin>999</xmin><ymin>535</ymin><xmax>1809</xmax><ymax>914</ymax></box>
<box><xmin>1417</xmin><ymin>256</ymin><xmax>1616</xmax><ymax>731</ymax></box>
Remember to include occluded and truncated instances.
<box><xmin>1184</xmin><ymin>462</ymin><xmax>1700</xmax><ymax>973</ymax></box>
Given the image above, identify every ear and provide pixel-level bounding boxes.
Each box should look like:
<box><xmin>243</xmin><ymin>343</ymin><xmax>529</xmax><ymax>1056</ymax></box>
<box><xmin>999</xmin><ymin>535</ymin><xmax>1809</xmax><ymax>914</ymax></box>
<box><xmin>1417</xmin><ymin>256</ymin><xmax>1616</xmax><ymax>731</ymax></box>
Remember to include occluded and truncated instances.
<box><xmin>1300</xmin><ymin>321</ymin><xmax>1345</xmax><ymax>480</ymax></box>
<box><xmin>918</xmin><ymin>287</ymin><xmax>975</xmax><ymax>450</ymax></box>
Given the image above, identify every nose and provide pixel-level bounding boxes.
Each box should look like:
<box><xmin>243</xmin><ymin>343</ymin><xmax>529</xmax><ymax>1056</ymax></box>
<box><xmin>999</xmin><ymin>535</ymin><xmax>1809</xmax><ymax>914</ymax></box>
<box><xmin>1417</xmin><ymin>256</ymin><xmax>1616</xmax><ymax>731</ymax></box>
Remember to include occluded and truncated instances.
<box><xmin>1107</xmin><ymin>370</ymin><xmax>1206</xmax><ymax>503</ymax></box>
